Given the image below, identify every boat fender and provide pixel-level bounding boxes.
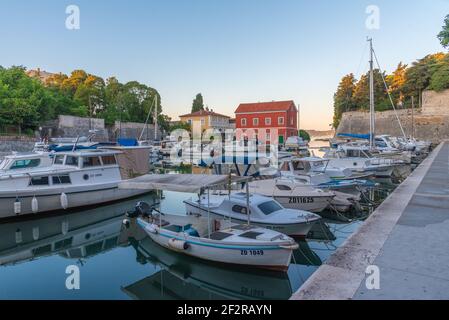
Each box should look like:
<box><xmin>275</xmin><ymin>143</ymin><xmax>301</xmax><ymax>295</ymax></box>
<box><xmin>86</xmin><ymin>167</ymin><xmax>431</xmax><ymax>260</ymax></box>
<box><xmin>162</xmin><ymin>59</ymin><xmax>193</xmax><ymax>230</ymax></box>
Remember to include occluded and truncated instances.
<box><xmin>14</xmin><ymin>198</ymin><xmax>21</xmax><ymax>215</ymax></box>
<box><xmin>32</xmin><ymin>227</ymin><xmax>39</xmax><ymax>241</ymax></box>
<box><xmin>15</xmin><ymin>229</ymin><xmax>23</xmax><ymax>244</ymax></box>
<box><xmin>168</xmin><ymin>238</ymin><xmax>189</xmax><ymax>251</ymax></box>
<box><xmin>122</xmin><ymin>219</ymin><xmax>130</xmax><ymax>229</ymax></box>
<box><xmin>60</xmin><ymin>193</ymin><xmax>68</xmax><ymax>209</ymax></box>
<box><xmin>31</xmin><ymin>196</ymin><xmax>39</xmax><ymax>213</ymax></box>
<box><xmin>62</xmin><ymin>221</ymin><xmax>69</xmax><ymax>235</ymax></box>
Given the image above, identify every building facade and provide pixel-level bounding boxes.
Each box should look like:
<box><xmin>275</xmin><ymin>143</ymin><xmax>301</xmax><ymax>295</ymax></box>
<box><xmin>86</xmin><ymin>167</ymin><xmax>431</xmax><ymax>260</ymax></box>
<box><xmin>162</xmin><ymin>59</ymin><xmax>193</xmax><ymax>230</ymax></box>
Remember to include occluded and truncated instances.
<box><xmin>235</xmin><ymin>100</ymin><xmax>298</xmax><ymax>144</ymax></box>
<box><xmin>179</xmin><ymin>109</ymin><xmax>231</xmax><ymax>135</ymax></box>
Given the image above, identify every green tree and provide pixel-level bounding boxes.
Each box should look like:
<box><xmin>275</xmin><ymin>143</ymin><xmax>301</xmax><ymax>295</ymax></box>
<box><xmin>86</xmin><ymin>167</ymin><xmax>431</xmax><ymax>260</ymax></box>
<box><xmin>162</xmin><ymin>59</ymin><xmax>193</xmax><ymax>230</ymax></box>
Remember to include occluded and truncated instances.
<box><xmin>428</xmin><ymin>55</ymin><xmax>449</xmax><ymax>91</ymax></box>
<box><xmin>333</xmin><ymin>73</ymin><xmax>356</xmax><ymax>129</ymax></box>
<box><xmin>191</xmin><ymin>93</ymin><xmax>204</xmax><ymax>113</ymax></box>
<box><xmin>299</xmin><ymin>130</ymin><xmax>310</xmax><ymax>142</ymax></box>
<box><xmin>403</xmin><ymin>53</ymin><xmax>445</xmax><ymax>107</ymax></box>
<box><xmin>438</xmin><ymin>14</ymin><xmax>449</xmax><ymax>49</ymax></box>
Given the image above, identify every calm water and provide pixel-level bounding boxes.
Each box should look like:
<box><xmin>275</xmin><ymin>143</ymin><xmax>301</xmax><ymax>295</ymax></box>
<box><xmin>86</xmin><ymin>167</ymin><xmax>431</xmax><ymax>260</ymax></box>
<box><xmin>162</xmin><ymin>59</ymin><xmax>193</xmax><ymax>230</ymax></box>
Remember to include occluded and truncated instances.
<box><xmin>0</xmin><ymin>139</ymin><xmax>403</xmax><ymax>300</ymax></box>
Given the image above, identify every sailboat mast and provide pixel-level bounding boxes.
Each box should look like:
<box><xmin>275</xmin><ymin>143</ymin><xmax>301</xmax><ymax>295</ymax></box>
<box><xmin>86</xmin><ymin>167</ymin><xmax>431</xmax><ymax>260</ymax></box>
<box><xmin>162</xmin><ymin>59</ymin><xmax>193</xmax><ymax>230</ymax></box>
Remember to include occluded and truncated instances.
<box><xmin>368</xmin><ymin>38</ymin><xmax>375</xmax><ymax>149</ymax></box>
<box><xmin>154</xmin><ymin>95</ymin><xmax>158</xmax><ymax>141</ymax></box>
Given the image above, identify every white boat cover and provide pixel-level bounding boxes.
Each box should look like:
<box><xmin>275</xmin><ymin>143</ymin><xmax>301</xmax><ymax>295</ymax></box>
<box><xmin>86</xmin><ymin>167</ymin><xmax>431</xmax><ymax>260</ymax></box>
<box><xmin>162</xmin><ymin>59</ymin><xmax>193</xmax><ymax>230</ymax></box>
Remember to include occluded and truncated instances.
<box><xmin>119</xmin><ymin>174</ymin><xmax>249</xmax><ymax>193</ymax></box>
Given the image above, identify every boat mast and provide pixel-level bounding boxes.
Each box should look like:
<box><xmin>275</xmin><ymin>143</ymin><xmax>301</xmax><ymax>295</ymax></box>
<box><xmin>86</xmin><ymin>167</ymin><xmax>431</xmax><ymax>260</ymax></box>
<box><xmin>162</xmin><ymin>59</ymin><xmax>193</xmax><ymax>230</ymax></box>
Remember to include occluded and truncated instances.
<box><xmin>368</xmin><ymin>38</ymin><xmax>375</xmax><ymax>149</ymax></box>
<box><xmin>154</xmin><ymin>95</ymin><xmax>158</xmax><ymax>141</ymax></box>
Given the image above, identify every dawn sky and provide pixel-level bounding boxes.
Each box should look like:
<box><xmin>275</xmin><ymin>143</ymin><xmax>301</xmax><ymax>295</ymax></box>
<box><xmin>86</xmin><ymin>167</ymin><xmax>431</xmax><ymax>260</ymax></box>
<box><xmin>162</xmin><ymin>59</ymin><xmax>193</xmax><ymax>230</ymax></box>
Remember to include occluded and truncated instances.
<box><xmin>0</xmin><ymin>0</ymin><xmax>448</xmax><ymax>130</ymax></box>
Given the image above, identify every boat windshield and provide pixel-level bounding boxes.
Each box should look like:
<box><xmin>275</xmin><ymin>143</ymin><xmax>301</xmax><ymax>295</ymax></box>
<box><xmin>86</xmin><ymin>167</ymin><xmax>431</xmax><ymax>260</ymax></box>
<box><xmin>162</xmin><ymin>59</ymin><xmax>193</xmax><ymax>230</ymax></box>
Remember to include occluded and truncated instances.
<box><xmin>10</xmin><ymin>158</ymin><xmax>41</xmax><ymax>170</ymax></box>
<box><xmin>0</xmin><ymin>159</ymin><xmax>12</xmax><ymax>170</ymax></box>
<box><xmin>258</xmin><ymin>201</ymin><xmax>283</xmax><ymax>215</ymax></box>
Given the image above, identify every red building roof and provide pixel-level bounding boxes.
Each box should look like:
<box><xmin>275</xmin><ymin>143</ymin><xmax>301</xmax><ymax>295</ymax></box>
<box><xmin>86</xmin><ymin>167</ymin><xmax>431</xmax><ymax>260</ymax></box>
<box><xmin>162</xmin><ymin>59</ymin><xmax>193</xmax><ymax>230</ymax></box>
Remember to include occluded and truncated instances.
<box><xmin>235</xmin><ymin>100</ymin><xmax>296</xmax><ymax>114</ymax></box>
<box><xmin>179</xmin><ymin>109</ymin><xmax>230</xmax><ymax>118</ymax></box>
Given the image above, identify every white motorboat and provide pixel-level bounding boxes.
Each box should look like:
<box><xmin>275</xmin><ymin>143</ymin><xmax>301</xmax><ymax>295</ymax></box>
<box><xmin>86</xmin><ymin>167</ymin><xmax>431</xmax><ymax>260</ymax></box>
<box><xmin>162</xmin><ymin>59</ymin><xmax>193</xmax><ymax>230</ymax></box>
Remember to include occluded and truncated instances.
<box><xmin>184</xmin><ymin>192</ymin><xmax>320</xmax><ymax>237</ymax></box>
<box><xmin>137</xmin><ymin>212</ymin><xmax>298</xmax><ymax>271</ymax></box>
<box><xmin>323</xmin><ymin>144</ymin><xmax>404</xmax><ymax>177</ymax></box>
<box><xmin>248</xmin><ymin>178</ymin><xmax>358</xmax><ymax>213</ymax></box>
<box><xmin>283</xmin><ymin>136</ymin><xmax>310</xmax><ymax>157</ymax></box>
<box><xmin>278</xmin><ymin>156</ymin><xmax>375</xmax><ymax>194</ymax></box>
<box><xmin>248</xmin><ymin>178</ymin><xmax>333</xmax><ymax>213</ymax></box>
<box><xmin>0</xmin><ymin>149</ymin><xmax>151</xmax><ymax>218</ymax></box>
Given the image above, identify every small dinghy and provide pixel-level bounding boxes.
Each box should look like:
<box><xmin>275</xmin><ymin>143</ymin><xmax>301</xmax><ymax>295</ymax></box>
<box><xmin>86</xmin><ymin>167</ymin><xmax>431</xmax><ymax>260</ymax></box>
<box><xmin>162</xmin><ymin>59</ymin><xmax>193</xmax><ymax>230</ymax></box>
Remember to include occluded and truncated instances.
<box><xmin>137</xmin><ymin>205</ymin><xmax>298</xmax><ymax>271</ymax></box>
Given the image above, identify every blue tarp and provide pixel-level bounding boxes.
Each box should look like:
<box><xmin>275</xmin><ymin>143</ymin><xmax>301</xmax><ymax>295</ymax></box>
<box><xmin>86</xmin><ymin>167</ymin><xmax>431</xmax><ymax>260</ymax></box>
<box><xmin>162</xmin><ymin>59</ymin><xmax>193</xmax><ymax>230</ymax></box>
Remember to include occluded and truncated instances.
<box><xmin>337</xmin><ymin>133</ymin><xmax>372</xmax><ymax>140</ymax></box>
<box><xmin>118</xmin><ymin>138</ymin><xmax>138</xmax><ymax>146</ymax></box>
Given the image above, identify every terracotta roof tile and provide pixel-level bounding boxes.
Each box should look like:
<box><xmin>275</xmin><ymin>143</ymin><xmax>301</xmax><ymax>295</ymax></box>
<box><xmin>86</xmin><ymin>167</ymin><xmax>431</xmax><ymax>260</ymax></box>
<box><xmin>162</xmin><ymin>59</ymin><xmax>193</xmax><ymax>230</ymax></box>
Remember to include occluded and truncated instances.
<box><xmin>235</xmin><ymin>100</ymin><xmax>296</xmax><ymax>113</ymax></box>
<box><xmin>179</xmin><ymin>109</ymin><xmax>230</xmax><ymax>118</ymax></box>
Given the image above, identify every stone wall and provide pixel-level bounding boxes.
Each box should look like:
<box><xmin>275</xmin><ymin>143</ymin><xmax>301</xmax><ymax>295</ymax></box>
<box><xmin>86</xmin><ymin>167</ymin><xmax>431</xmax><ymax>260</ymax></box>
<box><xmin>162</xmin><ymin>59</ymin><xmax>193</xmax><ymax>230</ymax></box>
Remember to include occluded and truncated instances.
<box><xmin>112</xmin><ymin>121</ymin><xmax>162</xmax><ymax>141</ymax></box>
<box><xmin>0</xmin><ymin>136</ymin><xmax>36</xmax><ymax>153</ymax></box>
<box><xmin>39</xmin><ymin>116</ymin><xmax>162</xmax><ymax>141</ymax></box>
<box><xmin>422</xmin><ymin>89</ymin><xmax>449</xmax><ymax>115</ymax></box>
<box><xmin>336</xmin><ymin>90</ymin><xmax>449</xmax><ymax>143</ymax></box>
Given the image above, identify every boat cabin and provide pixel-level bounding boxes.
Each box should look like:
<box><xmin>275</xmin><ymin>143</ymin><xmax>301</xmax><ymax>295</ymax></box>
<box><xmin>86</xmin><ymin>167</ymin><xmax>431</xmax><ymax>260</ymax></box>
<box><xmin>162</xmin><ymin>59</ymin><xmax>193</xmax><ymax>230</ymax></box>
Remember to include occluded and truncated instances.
<box><xmin>0</xmin><ymin>153</ymin><xmax>53</xmax><ymax>172</ymax></box>
<box><xmin>279</xmin><ymin>157</ymin><xmax>330</xmax><ymax>175</ymax></box>
<box><xmin>52</xmin><ymin>150</ymin><xmax>119</xmax><ymax>169</ymax></box>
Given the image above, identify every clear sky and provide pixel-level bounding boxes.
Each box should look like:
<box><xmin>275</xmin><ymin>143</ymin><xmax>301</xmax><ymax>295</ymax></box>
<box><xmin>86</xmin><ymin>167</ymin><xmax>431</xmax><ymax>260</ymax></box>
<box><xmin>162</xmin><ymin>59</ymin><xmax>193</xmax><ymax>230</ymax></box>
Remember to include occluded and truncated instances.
<box><xmin>0</xmin><ymin>0</ymin><xmax>448</xmax><ymax>130</ymax></box>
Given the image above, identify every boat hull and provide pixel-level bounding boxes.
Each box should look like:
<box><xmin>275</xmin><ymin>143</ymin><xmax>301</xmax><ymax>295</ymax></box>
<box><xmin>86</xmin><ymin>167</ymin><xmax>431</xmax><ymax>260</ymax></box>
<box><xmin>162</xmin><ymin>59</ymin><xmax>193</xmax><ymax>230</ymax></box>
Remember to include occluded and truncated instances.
<box><xmin>272</xmin><ymin>195</ymin><xmax>332</xmax><ymax>213</ymax></box>
<box><xmin>143</xmin><ymin>225</ymin><xmax>294</xmax><ymax>271</ymax></box>
<box><xmin>0</xmin><ymin>185</ymin><xmax>149</xmax><ymax>219</ymax></box>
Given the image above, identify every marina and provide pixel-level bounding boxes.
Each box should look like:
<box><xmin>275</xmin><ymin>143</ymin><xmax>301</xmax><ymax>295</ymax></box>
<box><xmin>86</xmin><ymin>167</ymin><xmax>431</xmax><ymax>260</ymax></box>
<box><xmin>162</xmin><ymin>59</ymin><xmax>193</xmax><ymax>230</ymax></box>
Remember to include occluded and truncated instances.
<box><xmin>0</xmin><ymin>1</ymin><xmax>448</xmax><ymax>303</ymax></box>
<box><xmin>0</xmin><ymin>140</ymin><xmax>417</xmax><ymax>299</ymax></box>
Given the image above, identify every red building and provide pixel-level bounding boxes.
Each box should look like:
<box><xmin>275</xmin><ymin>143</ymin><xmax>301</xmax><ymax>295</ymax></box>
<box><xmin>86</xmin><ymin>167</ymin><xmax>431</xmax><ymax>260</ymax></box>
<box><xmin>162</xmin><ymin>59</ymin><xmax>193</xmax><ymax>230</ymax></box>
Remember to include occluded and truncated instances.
<box><xmin>234</xmin><ymin>100</ymin><xmax>298</xmax><ymax>144</ymax></box>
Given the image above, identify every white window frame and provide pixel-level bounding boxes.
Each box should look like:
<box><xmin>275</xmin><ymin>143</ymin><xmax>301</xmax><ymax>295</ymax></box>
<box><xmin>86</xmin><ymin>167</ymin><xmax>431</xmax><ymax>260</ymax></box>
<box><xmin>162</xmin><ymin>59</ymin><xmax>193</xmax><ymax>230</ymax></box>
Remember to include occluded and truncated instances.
<box><xmin>253</xmin><ymin>118</ymin><xmax>259</xmax><ymax>126</ymax></box>
<box><xmin>278</xmin><ymin>117</ymin><xmax>284</xmax><ymax>125</ymax></box>
<box><xmin>265</xmin><ymin>117</ymin><xmax>271</xmax><ymax>125</ymax></box>
<box><xmin>241</xmin><ymin>118</ymin><xmax>247</xmax><ymax>126</ymax></box>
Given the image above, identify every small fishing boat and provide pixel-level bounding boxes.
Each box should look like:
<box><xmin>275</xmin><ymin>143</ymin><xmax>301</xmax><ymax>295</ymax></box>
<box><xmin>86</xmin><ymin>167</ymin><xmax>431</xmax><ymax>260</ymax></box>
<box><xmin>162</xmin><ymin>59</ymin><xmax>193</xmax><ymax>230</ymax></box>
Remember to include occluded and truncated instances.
<box><xmin>323</xmin><ymin>143</ymin><xmax>405</xmax><ymax>177</ymax></box>
<box><xmin>278</xmin><ymin>156</ymin><xmax>374</xmax><ymax>194</ymax></box>
<box><xmin>137</xmin><ymin>211</ymin><xmax>298</xmax><ymax>271</ymax></box>
<box><xmin>121</xmin><ymin>174</ymin><xmax>300</xmax><ymax>271</ymax></box>
<box><xmin>184</xmin><ymin>192</ymin><xmax>320</xmax><ymax>237</ymax></box>
<box><xmin>248</xmin><ymin>178</ymin><xmax>358</xmax><ymax>213</ymax></box>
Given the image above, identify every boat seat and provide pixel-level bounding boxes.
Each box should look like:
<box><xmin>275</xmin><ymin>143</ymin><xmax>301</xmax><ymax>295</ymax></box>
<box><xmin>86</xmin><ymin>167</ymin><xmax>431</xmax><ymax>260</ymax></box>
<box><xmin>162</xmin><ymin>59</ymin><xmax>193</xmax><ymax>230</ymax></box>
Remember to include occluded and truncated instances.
<box><xmin>239</xmin><ymin>231</ymin><xmax>263</xmax><ymax>240</ymax></box>
<box><xmin>209</xmin><ymin>231</ymin><xmax>233</xmax><ymax>241</ymax></box>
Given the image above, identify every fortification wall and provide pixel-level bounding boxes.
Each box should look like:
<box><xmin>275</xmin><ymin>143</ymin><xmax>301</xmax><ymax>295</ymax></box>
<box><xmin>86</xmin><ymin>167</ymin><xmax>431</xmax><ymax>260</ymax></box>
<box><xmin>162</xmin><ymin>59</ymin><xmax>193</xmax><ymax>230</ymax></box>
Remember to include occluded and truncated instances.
<box><xmin>336</xmin><ymin>90</ymin><xmax>449</xmax><ymax>143</ymax></box>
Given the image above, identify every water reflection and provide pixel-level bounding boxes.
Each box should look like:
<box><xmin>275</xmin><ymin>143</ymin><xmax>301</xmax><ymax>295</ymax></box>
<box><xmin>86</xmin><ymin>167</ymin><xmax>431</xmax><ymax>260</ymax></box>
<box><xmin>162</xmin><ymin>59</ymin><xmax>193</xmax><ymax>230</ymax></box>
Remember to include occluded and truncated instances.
<box><xmin>0</xmin><ymin>194</ymin><xmax>158</xmax><ymax>266</ymax></box>
<box><xmin>124</xmin><ymin>236</ymin><xmax>293</xmax><ymax>300</ymax></box>
<box><xmin>0</xmin><ymin>165</ymin><xmax>398</xmax><ymax>299</ymax></box>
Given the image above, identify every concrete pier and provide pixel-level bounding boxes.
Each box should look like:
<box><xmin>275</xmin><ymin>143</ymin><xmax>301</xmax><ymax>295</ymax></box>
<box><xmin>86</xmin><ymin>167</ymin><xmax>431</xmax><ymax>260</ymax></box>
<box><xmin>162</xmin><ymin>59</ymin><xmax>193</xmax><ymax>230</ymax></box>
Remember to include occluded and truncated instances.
<box><xmin>291</xmin><ymin>141</ymin><xmax>449</xmax><ymax>300</ymax></box>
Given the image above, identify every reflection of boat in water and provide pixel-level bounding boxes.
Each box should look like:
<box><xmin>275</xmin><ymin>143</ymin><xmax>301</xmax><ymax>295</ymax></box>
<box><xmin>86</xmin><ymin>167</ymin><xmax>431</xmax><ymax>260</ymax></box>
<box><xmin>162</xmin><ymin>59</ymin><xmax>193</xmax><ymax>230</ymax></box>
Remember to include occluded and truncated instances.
<box><xmin>293</xmin><ymin>241</ymin><xmax>322</xmax><ymax>266</ymax></box>
<box><xmin>122</xmin><ymin>235</ymin><xmax>293</xmax><ymax>300</ymax></box>
<box><xmin>306</xmin><ymin>220</ymin><xmax>337</xmax><ymax>242</ymax></box>
<box><xmin>0</xmin><ymin>194</ymin><xmax>157</xmax><ymax>266</ymax></box>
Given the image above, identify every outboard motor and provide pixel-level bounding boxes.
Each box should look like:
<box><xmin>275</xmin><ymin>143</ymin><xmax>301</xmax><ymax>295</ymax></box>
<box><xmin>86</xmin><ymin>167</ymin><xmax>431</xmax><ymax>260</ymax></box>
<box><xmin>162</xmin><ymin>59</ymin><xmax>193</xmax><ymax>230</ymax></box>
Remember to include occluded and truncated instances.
<box><xmin>126</xmin><ymin>201</ymin><xmax>154</xmax><ymax>218</ymax></box>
